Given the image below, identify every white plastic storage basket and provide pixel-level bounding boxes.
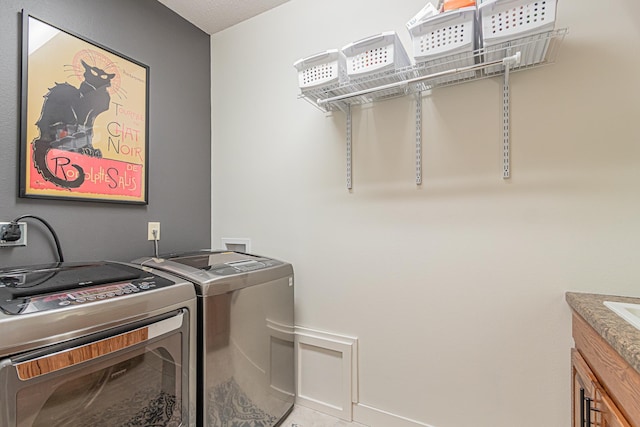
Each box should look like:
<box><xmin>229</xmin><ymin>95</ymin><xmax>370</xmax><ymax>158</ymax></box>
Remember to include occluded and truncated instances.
<box><xmin>294</xmin><ymin>49</ymin><xmax>347</xmax><ymax>92</ymax></box>
<box><xmin>408</xmin><ymin>6</ymin><xmax>478</xmax><ymax>85</ymax></box>
<box><xmin>341</xmin><ymin>31</ymin><xmax>411</xmax><ymax>82</ymax></box>
<box><xmin>479</xmin><ymin>0</ymin><xmax>558</xmax><ymax>73</ymax></box>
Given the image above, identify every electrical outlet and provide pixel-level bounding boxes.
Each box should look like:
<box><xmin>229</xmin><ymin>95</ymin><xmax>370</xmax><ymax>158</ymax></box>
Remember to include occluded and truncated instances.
<box><xmin>0</xmin><ymin>222</ymin><xmax>27</xmax><ymax>247</ymax></box>
<box><xmin>148</xmin><ymin>222</ymin><xmax>160</xmax><ymax>240</ymax></box>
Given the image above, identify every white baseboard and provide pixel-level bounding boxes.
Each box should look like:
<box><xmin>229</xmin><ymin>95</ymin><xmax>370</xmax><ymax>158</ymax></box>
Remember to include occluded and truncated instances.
<box><xmin>353</xmin><ymin>403</ymin><xmax>437</xmax><ymax>427</ymax></box>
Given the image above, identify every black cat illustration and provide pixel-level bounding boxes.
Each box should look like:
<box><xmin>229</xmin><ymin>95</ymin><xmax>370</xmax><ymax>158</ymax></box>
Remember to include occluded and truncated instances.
<box><xmin>32</xmin><ymin>60</ymin><xmax>115</xmax><ymax>188</ymax></box>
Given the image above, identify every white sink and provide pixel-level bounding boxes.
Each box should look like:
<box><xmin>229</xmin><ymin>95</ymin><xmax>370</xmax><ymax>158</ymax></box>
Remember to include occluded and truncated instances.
<box><xmin>604</xmin><ymin>301</ymin><xmax>640</xmax><ymax>331</ymax></box>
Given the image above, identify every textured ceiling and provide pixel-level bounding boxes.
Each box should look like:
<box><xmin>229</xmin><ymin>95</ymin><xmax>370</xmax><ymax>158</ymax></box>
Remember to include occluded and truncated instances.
<box><xmin>157</xmin><ymin>0</ymin><xmax>290</xmax><ymax>34</ymax></box>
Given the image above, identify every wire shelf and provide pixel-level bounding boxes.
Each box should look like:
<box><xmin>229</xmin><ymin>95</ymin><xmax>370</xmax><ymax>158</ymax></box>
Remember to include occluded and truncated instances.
<box><xmin>298</xmin><ymin>28</ymin><xmax>567</xmax><ymax>112</ymax></box>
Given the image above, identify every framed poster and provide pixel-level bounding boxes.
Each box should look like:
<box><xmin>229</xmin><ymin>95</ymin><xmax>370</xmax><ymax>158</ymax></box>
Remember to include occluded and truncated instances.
<box><xmin>20</xmin><ymin>12</ymin><xmax>149</xmax><ymax>204</ymax></box>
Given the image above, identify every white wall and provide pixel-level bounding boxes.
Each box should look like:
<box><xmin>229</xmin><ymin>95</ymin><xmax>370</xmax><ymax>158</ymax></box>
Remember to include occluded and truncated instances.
<box><xmin>211</xmin><ymin>1</ymin><xmax>640</xmax><ymax>426</ymax></box>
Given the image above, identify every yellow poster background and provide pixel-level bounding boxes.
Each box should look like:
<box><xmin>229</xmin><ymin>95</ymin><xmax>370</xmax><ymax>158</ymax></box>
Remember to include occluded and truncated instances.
<box><xmin>25</xmin><ymin>16</ymin><xmax>147</xmax><ymax>202</ymax></box>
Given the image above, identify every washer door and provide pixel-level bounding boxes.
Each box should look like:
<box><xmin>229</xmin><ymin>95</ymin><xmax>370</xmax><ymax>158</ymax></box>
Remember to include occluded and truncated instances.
<box><xmin>0</xmin><ymin>309</ymin><xmax>190</xmax><ymax>427</ymax></box>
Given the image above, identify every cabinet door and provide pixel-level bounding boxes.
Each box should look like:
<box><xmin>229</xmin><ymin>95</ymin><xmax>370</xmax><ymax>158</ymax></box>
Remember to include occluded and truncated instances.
<box><xmin>572</xmin><ymin>349</ymin><xmax>633</xmax><ymax>427</ymax></box>
<box><xmin>572</xmin><ymin>349</ymin><xmax>597</xmax><ymax>427</ymax></box>
<box><xmin>595</xmin><ymin>386</ymin><xmax>632</xmax><ymax>427</ymax></box>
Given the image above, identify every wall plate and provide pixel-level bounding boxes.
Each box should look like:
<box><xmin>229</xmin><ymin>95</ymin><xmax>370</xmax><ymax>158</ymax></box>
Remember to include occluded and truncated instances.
<box><xmin>0</xmin><ymin>222</ymin><xmax>27</xmax><ymax>247</ymax></box>
<box><xmin>221</xmin><ymin>237</ymin><xmax>251</xmax><ymax>253</ymax></box>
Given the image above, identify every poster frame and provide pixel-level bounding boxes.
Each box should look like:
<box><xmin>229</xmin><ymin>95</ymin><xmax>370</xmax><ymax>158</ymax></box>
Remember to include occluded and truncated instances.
<box><xmin>19</xmin><ymin>11</ymin><xmax>150</xmax><ymax>205</ymax></box>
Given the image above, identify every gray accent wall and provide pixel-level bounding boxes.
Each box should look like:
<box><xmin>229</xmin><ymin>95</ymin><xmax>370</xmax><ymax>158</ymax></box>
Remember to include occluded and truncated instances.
<box><xmin>0</xmin><ymin>0</ymin><xmax>211</xmax><ymax>266</ymax></box>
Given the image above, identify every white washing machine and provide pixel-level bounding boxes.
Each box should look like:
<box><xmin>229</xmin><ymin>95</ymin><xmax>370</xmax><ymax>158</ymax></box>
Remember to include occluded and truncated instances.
<box><xmin>133</xmin><ymin>250</ymin><xmax>295</xmax><ymax>427</ymax></box>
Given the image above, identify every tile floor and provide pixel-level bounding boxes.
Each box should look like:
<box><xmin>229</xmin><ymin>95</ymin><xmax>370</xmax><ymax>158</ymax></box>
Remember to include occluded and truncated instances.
<box><xmin>282</xmin><ymin>405</ymin><xmax>368</xmax><ymax>427</ymax></box>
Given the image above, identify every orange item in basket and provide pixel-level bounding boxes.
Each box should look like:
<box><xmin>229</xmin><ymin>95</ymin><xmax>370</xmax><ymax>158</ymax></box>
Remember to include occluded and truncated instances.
<box><xmin>443</xmin><ymin>0</ymin><xmax>476</xmax><ymax>11</ymax></box>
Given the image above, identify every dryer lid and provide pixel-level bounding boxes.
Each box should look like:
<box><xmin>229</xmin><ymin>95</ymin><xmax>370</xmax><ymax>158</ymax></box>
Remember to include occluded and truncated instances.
<box><xmin>0</xmin><ymin>262</ymin><xmax>179</xmax><ymax>316</ymax></box>
<box><xmin>0</xmin><ymin>262</ymin><xmax>141</xmax><ymax>299</ymax></box>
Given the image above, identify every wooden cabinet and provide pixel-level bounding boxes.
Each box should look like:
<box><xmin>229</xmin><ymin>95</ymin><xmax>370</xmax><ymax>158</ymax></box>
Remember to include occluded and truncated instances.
<box><xmin>571</xmin><ymin>312</ymin><xmax>640</xmax><ymax>427</ymax></box>
<box><xmin>572</xmin><ymin>349</ymin><xmax>631</xmax><ymax>427</ymax></box>
<box><xmin>572</xmin><ymin>349</ymin><xmax>596</xmax><ymax>427</ymax></box>
<box><xmin>595</xmin><ymin>386</ymin><xmax>632</xmax><ymax>427</ymax></box>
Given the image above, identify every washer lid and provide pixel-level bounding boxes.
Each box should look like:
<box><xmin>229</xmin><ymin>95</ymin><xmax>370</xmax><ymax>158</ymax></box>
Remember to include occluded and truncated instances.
<box><xmin>163</xmin><ymin>251</ymin><xmax>282</xmax><ymax>275</ymax></box>
<box><xmin>132</xmin><ymin>250</ymin><xmax>293</xmax><ymax>296</ymax></box>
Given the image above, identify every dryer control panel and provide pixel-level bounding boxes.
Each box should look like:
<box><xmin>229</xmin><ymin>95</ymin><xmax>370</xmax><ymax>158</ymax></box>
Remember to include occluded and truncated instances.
<box><xmin>0</xmin><ymin>262</ymin><xmax>175</xmax><ymax>315</ymax></box>
<box><xmin>0</xmin><ymin>276</ymin><xmax>175</xmax><ymax>315</ymax></box>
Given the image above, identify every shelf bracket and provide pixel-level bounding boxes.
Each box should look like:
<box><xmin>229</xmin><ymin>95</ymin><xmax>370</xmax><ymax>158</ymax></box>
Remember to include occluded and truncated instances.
<box><xmin>347</xmin><ymin>104</ymin><xmax>352</xmax><ymax>190</ymax></box>
<box><xmin>502</xmin><ymin>52</ymin><xmax>520</xmax><ymax>179</ymax></box>
<box><xmin>502</xmin><ymin>64</ymin><xmax>511</xmax><ymax>179</ymax></box>
<box><xmin>415</xmin><ymin>91</ymin><xmax>423</xmax><ymax>185</ymax></box>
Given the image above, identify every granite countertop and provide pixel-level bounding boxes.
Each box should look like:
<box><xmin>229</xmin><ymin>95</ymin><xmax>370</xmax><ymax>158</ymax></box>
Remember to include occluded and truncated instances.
<box><xmin>566</xmin><ymin>292</ymin><xmax>640</xmax><ymax>375</ymax></box>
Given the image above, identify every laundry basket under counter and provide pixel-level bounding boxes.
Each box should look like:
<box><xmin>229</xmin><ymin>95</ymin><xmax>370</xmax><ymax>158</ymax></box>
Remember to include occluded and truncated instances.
<box><xmin>479</xmin><ymin>0</ymin><xmax>558</xmax><ymax>74</ymax></box>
